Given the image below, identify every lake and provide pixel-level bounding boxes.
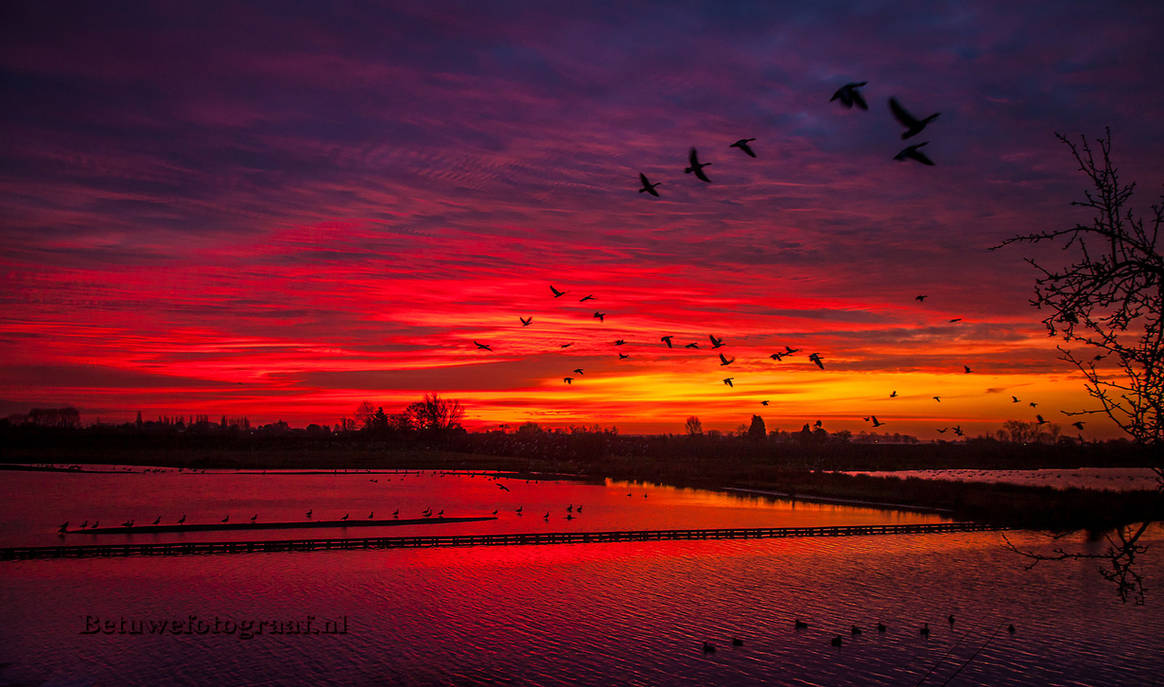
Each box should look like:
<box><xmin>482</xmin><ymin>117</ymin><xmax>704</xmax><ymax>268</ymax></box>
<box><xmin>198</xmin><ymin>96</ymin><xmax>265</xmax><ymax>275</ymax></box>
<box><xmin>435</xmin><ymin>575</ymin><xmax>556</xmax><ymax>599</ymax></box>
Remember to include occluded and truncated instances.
<box><xmin>1</xmin><ymin>468</ymin><xmax>1160</xmax><ymax>685</ymax></box>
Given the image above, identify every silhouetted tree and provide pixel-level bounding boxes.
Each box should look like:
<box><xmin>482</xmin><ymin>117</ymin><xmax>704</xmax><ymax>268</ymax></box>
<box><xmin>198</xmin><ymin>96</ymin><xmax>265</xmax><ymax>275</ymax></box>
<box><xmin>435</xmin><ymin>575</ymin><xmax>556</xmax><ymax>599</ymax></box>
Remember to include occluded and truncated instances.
<box><xmin>354</xmin><ymin>401</ymin><xmax>376</xmax><ymax>430</ymax></box>
<box><xmin>404</xmin><ymin>393</ymin><xmax>464</xmax><ymax>432</ymax></box>
<box><xmin>748</xmin><ymin>414</ymin><xmax>766</xmax><ymax>439</ymax></box>
<box><xmin>997</xmin><ymin>128</ymin><xmax>1163</xmax><ymax>603</ymax></box>
<box><xmin>684</xmin><ymin>416</ymin><xmax>703</xmax><ymax>436</ymax></box>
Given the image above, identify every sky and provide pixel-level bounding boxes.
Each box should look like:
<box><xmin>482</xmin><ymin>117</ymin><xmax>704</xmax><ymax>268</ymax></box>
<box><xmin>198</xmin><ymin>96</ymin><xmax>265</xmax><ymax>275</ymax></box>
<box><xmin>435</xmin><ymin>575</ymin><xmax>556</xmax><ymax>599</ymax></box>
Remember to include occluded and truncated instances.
<box><xmin>2</xmin><ymin>1</ymin><xmax>1162</xmax><ymax>437</ymax></box>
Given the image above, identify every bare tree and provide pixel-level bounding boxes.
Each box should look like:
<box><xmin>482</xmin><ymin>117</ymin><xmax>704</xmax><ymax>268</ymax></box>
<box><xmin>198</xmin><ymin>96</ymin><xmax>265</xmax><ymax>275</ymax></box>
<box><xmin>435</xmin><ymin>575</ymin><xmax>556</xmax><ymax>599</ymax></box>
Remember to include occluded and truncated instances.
<box><xmin>404</xmin><ymin>393</ymin><xmax>464</xmax><ymax>432</ymax></box>
<box><xmin>684</xmin><ymin>416</ymin><xmax>703</xmax><ymax>437</ymax></box>
<box><xmin>995</xmin><ymin>128</ymin><xmax>1163</xmax><ymax>603</ymax></box>
<box><xmin>995</xmin><ymin>128</ymin><xmax>1162</xmax><ymax>465</ymax></box>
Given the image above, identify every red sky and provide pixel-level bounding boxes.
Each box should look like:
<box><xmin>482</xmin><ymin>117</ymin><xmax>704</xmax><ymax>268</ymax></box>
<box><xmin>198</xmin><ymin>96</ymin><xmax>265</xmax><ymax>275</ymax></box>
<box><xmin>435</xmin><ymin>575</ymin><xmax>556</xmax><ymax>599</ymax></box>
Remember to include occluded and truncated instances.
<box><xmin>2</xmin><ymin>2</ymin><xmax>1162</xmax><ymax>438</ymax></box>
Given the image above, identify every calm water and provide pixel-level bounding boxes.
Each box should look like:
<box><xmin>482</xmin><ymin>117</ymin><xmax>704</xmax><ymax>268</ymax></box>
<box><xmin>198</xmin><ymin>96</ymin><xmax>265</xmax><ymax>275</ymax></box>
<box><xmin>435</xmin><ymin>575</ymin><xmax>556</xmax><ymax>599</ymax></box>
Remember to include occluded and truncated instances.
<box><xmin>1</xmin><ymin>468</ymin><xmax>1161</xmax><ymax>686</ymax></box>
<box><xmin>842</xmin><ymin>467</ymin><xmax>1161</xmax><ymax>492</ymax></box>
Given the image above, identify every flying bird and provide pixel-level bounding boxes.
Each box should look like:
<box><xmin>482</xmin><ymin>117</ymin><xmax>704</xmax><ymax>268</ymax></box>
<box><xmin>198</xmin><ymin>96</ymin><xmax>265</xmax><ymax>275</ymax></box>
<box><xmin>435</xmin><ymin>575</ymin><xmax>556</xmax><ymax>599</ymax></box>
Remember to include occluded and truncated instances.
<box><xmin>894</xmin><ymin>142</ymin><xmax>935</xmax><ymax>166</ymax></box>
<box><xmin>638</xmin><ymin>172</ymin><xmax>662</xmax><ymax>197</ymax></box>
<box><xmin>889</xmin><ymin>96</ymin><xmax>940</xmax><ymax>139</ymax></box>
<box><xmin>916</xmin><ymin>295</ymin><xmax>927</xmax><ymax>303</ymax></box>
<box><xmin>889</xmin><ymin>390</ymin><xmax>898</xmax><ymax>398</ymax></box>
<box><xmin>933</xmin><ymin>396</ymin><xmax>941</xmax><ymax>402</ymax></box>
<box><xmin>963</xmin><ymin>365</ymin><xmax>972</xmax><ymax>374</ymax></box>
<box><xmin>473</xmin><ymin>341</ymin><xmax>492</xmax><ymax>351</ymax></box>
<box><xmin>761</xmin><ymin>400</ymin><xmax>769</xmax><ymax>406</ymax></box>
<box><xmin>573</xmin><ymin>368</ymin><xmax>584</xmax><ymax>375</ymax></box>
<box><xmin>684</xmin><ymin>342</ymin><xmax>700</xmax><ymax>349</ymax></box>
<box><xmin>1035</xmin><ymin>414</ymin><xmax>1048</xmax><ymax>425</ymax></box>
<box><xmin>661</xmin><ymin>335</ymin><xmax>673</xmax><ymax>348</ymax></box>
<box><xmin>560</xmin><ymin>343</ymin><xmax>573</xmax><ymax>348</ymax></box>
<box><xmin>809</xmin><ymin>353</ymin><xmax>824</xmax><ymax>369</ymax></box>
<box><xmin>563</xmin><ymin>377</ymin><xmax>573</xmax><ymax>384</ymax></box>
<box><xmin>830</xmin><ymin>81</ymin><xmax>868</xmax><ymax>110</ymax></box>
<box><xmin>593</xmin><ymin>312</ymin><xmax>605</xmax><ymax>322</ymax></box>
<box><xmin>614</xmin><ymin>339</ymin><xmax>626</xmax><ymax>346</ymax></box>
<box><xmin>1011</xmin><ymin>396</ymin><xmax>1021</xmax><ymax>403</ymax></box>
<box><xmin>723</xmin><ymin>378</ymin><xmax>734</xmax><ymax>388</ymax></box>
<box><xmin>685</xmin><ymin>148</ymin><xmax>712</xmax><ymax>183</ymax></box>
<box><xmin>520</xmin><ymin>316</ymin><xmax>532</xmax><ymax>327</ymax></box>
<box><xmin>709</xmin><ymin>335</ymin><xmax>725</xmax><ymax>349</ymax></box>
<box><xmin>1072</xmin><ymin>421</ymin><xmax>1086</xmax><ymax>430</ymax></box>
<box><xmin>579</xmin><ymin>295</ymin><xmax>595</xmax><ymax>302</ymax></box>
<box><xmin>1029</xmin><ymin>401</ymin><xmax>1038</xmax><ymax>408</ymax></box>
<box><xmin>949</xmin><ymin>318</ymin><xmax>963</xmax><ymax>323</ymax></box>
<box><xmin>730</xmin><ymin>138</ymin><xmax>757</xmax><ymax>158</ymax></box>
<box><xmin>937</xmin><ymin>427</ymin><xmax>948</xmax><ymax>434</ymax></box>
<box><xmin>550</xmin><ymin>285</ymin><xmax>566</xmax><ymax>298</ymax></box>
<box><xmin>871</xmin><ymin>416</ymin><xmax>884</xmax><ymax>427</ymax></box>
<box><xmin>719</xmin><ymin>353</ymin><xmax>735</xmax><ymax>366</ymax></box>
<box><xmin>618</xmin><ymin>353</ymin><xmax>629</xmax><ymax>360</ymax></box>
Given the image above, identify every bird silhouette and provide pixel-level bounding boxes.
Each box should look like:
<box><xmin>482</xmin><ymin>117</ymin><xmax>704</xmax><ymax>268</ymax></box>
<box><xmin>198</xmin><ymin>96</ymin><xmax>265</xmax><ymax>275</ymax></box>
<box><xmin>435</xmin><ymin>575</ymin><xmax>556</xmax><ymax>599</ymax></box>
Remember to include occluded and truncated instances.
<box><xmin>579</xmin><ymin>295</ymin><xmax>595</xmax><ymax>302</ymax></box>
<box><xmin>614</xmin><ymin>339</ymin><xmax>626</xmax><ymax>345</ymax></box>
<box><xmin>593</xmin><ymin>312</ymin><xmax>605</xmax><ymax>322</ymax></box>
<box><xmin>550</xmin><ymin>285</ymin><xmax>566</xmax><ymax>298</ymax></box>
<box><xmin>684</xmin><ymin>342</ymin><xmax>700</xmax><ymax>349</ymax></box>
<box><xmin>933</xmin><ymin>396</ymin><xmax>941</xmax><ymax>402</ymax></box>
<box><xmin>573</xmin><ymin>368</ymin><xmax>584</xmax><ymax>375</ymax></box>
<box><xmin>393</xmin><ymin>509</ymin><xmax>399</xmax><ymax>517</ymax></box>
<box><xmin>368</xmin><ymin>512</ymin><xmax>374</xmax><ymax>519</ymax></box>
<box><xmin>871</xmin><ymin>416</ymin><xmax>884</xmax><ymax>427</ymax></box>
<box><xmin>719</xmin><ymin>353</ymin><xmax>735</xmax><ymax>366</ymax></box>
<box><xmin>520</xmin><ymin>316</ymin><xmax>532</xmax><ymax>327</ymax></box>
<box><xmin>784</xmin><ymin>346</ymin><xmax>800</xmax><ymax>355</ymax></box>
<box><xmin>1011</xmin><ymin>395</ymin><xmax>1021</xmax><ymax>403</ymax></box>
<box><xmin>949</xmin><ymin>317</ymin><xmax>963</xmax><ymax>323</ymax></box>
<box><xmin>809</xmin><ymin>353</ymin><xmax>824</xmax><ymax>369</ymax></box>
<box><xmin>497</xmin><ymin>483</ymin><xmax>510</xmax><ymax>492</ymax></box>
<box><xmin>560</xmin><ymin>343</ymin><xmax>573</xmax><ymax>348</ymax></box>
<box><xmin>730</xmin><ymin>138</ymin><xmax>757</xmax><ymax>158</ymax></box>
<box><xmin>761</xmin><ymin>400</ymin><xmax>769</xmax><ymax>406</ymax></box>
<box><xmin>250</xmin><ymin>513</ymin><xmax>257</xmax><ymax>523</ymax></box>
<box><xmin>963</xmin><ymin>365</ymin><xmax>972</xmax><ymax>373</ymax></box>
<box><xmin>1035</xmin><ymin>414</ymin><xmax>1047</xmax><ymax>425</ymax></box>
<box><xmin>152</xmin><ymin>515</ymin><xmax>161</xmax><ymax>525</ymax></box>
<box><xmin>563</xmin><ymin>377</ymin><xmax>573</xmax><ymax>384</ymax></box>
<box><xmin>638</xmin><ymin>173</ymin><xmax>661</xmax><ymax>197</ymax></box>
<box><xmin>889</xmin><ymin>390</ymin><xmax>898</xmax><ymax>398</ymax></box>
<box><xmin>948</xmin><ymin>615</ymin><xmax>955</xmax><ymax>627</ymax></box>
<box><xmin>877</xmin><ymin>622</ymin><xmax>887</xmax><ymax>633</ymax></box>
<box><xmin>723</xmin><ymin>377</ymin><xmax>734</xmax><ymax>387</ymax></box>
<box><xmin>770</xmin><ymin>352</ymin><xmax>786</xmax><ymax>361</ymax></box>
<box><xmin>685</xmin><ymin>148</ymin><xmax>712</xmax><ymax>182</ymax></box>
<box><xmin>122</xmin><ymin>520</ymin><xmax>134</xmax><ymax>528</ymax></box>
<box><xmin>1072</xmin><ymin>421</ymin><xmax>1086</xmax><ymax>430</ymax></box>
<box><xmin>1008</xmin><ymin>624</ymin><xmax>1016</xmax><ymax>634</ymax></box>
<box><xmin>618</xmin><ymin>353</ymin><xmax>629</xmax><ymax>360</ymax></box>
<box><xmin>1029</xmin><ymin>401</ymin><xmax>1038</xmax><ymax>408</ymax></box>
<box><xmin>889</xmin><ymin>97</ymin><xmax>940</xmax><ymax>139</ymax></box>
<box><xmin>916</xmin><ymin>295</ymin><xmax>928</xmax><ymax>302</ymax></box>
<box><xmin>661</xmin><ymin>335</ymin><xmax>673</xmax><ymax>348</ymax></box>
<box><xmin>830</xmin><ymin>81</ymin><xmax>868</xmax><ymax>110</ymax></box>
<box><xmin>814</xmin><ymin>420</ymin><xmax>823</xmax><ymax>428</ymax></box>
<box><xmin>341</xmin><ymin>513</ymin><xmax>349</xmax><ymax>521</ymax></box>
<box><xmin>221</xmin><ymin>515</ymin><xmax>230</xmax><ymax>523</ymax></box>
<box><xmin>894</xmin><ymin>142</ymin><xmax>934</xmax><ymax>166</ymax></box>
<box><xmin>473</xmin><ymin>341</ymin><xmax>492</xmax><ymax>351</ymax></box>
<box><xmin>306</xmin><ymin>509</ymin><xmax>312</xmax><ymax>519</ymax></box>
<box><xmin>709</xmin><ymin>334</ymin><xmax>725</xmax><ymax>348</ymax></box>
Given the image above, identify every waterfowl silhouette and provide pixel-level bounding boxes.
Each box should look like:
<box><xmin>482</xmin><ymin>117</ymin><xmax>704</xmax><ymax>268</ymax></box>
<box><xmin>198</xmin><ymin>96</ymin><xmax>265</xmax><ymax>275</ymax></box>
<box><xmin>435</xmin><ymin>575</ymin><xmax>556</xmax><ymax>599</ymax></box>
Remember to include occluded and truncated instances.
<box><xmin>250</xmin><ymin>514</ymin><xmax>258</xmax><ymax>523</ymax></box>
<box><xmin>1035</xmin><ymin>414</ymin><xmax>1048</xmax><ymax>425</ymax></box>
<box><xmin>306</xmin><ymin>509</ymin><xmax>312</xmax><ymax>519</ymax></box>
<box><xmin>341</xmin><ymin>513</ymin><xmax>349</xmax><ymax>521</ymax></box>
<box><xmin>730</xmin><ymin>138</ymin><xmax>757</xmax><ymax>158</ymax></box>
<box><xmin>638</xmin><ymin>173</ymin><xmax>662</xmax><ymax>197</ymax></box>
<box><xmin>809</xmin><ymin>353</ymin><xmax>824</xmax><ymax>369</ymax></box>
<box><xmin>560</xmin><ymin>343</ymin><xmax>573</xmax><ymax>348</ymax></box>
<box><xmin>1029</xmin><ymin>401</ymin><xmax>1038</xmax><ymax>408</ymax></box>
<box><xmin>614</xmin><ymin>339</ymin><xmax>626</xmax><ymax>346</ymax></box>
<box><xmin>933</xmin><ymin>396</ymin><xmax>941</xmax><ymax>402</ymax></box>
<box><xmin>579</xmin><ymin>295</ymin><xmax>595</xmax><ymax>302</ymax></box>
<box><xmin>618</xmin><ymin>353</ymin><xmax>629</xmax><ymax>360</ymax></box>
<box><xmin>871</xmin><ymin>416</ymin><xmax>884</xmax><ymax>428</ymax></box>
<box><xmin>684</xmin><ymin>342</ymin><xmax>700</xmax><ymax>349</ymax></box>
<box><xmin>889</xmin><ymin>97</ymin><xmax>940</xmax><ymax>139</ymax></box>
<box><xmin>220</xmin><ymin>515</ymin><xmax>229</xmax><ymax>524</ymax></box>
<box><xmin>520</xmin><ymin>316</ymin><xmax>532</xmax><ymax>327</ymax></box>
<box><xmin>661</xmin><ymin>335</ymin><xmax>673</xmax><ymax>348</ymax></box>
<box><xmin>152</xmin><ymin>515</ymin><xmax>161</xmax><ymax>525</ymax></box>
<box><xmin>473</xmin><ymin>341</ymin><xmax>492</xmax><ymax>351</ymax></box>
<box><xmin>392</xmin><ymin>509</ymin><xmax>399</xmax><ymax>518</ymax></box>
<box><xmin>593</xmin><ymin>312</ymin><xmax>605</xmax><ymax>322</ymax></box>
<box><xmin>550</xmin><ymin>285</ymin><xmax>566</xmax><ymax>298</ymax></box>
<box><xmin>368</xmin><ymin>512</ymin><xmax>374</xmax><ymax>519</ymax></box>
<box><xmin>894</xmin><ymin>142</ymin><xmax>934</xmax><ymax>166</ymax></box>
<box><xmin>889</xmin><ymin>390</ymin><xmax>898</xmax><ymax>398</ymax></box>
<box><xmin>719</xmin><ymin>353</ymin><xmax>735</xmax><ymax>366</ymax></box>
<box><xmin>761</xmin><ymin>400</ymin><xmax>769</xmax><ymax>406</ymax></box>
<box><xmin>121</xmin><ymin>520</ymin><xmax>134</xmax><ymax>528</ymax></box>
<box><xmin>831</xmin><ymin>81</ymin><xmax>868</xmax><ymax>110</ymax></box>
<box><xmin>949</xmin><ymin>317</ymin><xmax>962</xmax><ymax>323</ymax></box>
<box><xmin>1011</xmin><ymin>396</ymin><xmax>1021</xmax><ymax>403</ymax></box>
<box><xmin>685</xmin><ymin>148</ymin><xmax>712</xmax><ymax>183</ymax></box>
<box><xmin>563</xmin><ymin>377</ymin><xmax>574</xmax><ymax>384</ymax></box>
<box><xmin>516</xmin><ymin>506</ymin><xmax>523</xmax><ymax>515</ymax></box>
<box><xmin>963</xmin><ymin>365</ymin><xmax>972</xmax><ymax>374</ymax></box>
<box><xmin>723</xmin><ymin>378</ymin><xmax>734</xmax><ymax>388</ymax></box>
<box><xmin>708</xmin><ymin>334</ymin><xmax>725</xmax><ymax>349</ymax></box>
<box><xmin>1072</xmin><ymin>421</ymin><xmax>1086</xmax><ymax>430</ymax></box>
<box><xmin>916</xmin><ymin>295</ymin><xmax>927</xmax><ymax>302</ymax></box>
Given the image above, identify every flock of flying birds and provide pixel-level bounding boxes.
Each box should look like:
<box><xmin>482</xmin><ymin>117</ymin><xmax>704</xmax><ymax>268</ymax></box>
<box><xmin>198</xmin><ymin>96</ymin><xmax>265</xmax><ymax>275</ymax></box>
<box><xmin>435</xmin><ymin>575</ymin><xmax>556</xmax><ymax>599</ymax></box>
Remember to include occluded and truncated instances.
<box><xmin>469</xmin><ymin>81</ymin><xmax>1080</xmax><ymax>438</ymax></box>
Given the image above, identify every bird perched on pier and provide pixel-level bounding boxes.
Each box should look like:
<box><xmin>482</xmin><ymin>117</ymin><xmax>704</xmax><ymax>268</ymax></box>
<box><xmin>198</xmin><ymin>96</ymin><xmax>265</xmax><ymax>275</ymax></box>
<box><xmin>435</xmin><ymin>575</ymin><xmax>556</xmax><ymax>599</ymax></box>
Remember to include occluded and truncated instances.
<box><xmin>305</xmin><ymin>509</ymin><xmax>312</xmax><ymax>519</ymax></box>
<box><xmin>122</xmin><ymin>520</ymin><xmax>134</xmax><ymax>528</ymax></box>
<box><xmin>473</xmin><ymin>341</ymin><xmax>492</xmax><ymax>351</ymax></box>
<box><xmin>250</xmin><ymin>514</ymin><xmax>257</xmax><ymax>523</ymax></box>
<box><xmin>220</xmin><ymin>515</ymin><xmax>230</xmax><ymax>524</ymax></box>
<box><xmin>730</xmin><ymin>138</ymin><xmax>757</xmax><ymax>157</ymax></box>
<box><xmin>341</xmin><ymin>513</ymin><xmax>349</xmax><ymax>521</ymax></box>
<box><xmin>831</xmin><ymin>81</ymin><xmax>868</xmax><ymax>109</ymax></box>
<box><xmin>809</xmin><ymin>353</ymin><xmax>824</xmax><ymax>369</ymax></box>
<box><xmin>638</xmin><ymin>172</ymin><xmax>661</xmax><ymax>197</ymax></box>
<box><xmin>685</xmin><ymin>148</ymin><xmax>712</xmax><ymax>182</ymax></box>
<box><xmin>894</xmin><ymin>142</ymin><xmax>934</xmax><ymax>166</ymax></box>
<box><xmin>520</xmin><ymin>316</ymin><xmax>532</xmax><ymax>327</ymax></box>
<box><xmin>550</xmin><ymin>285</ymin><xmax>566</xmax><ymax>298</ymax></box>
<box><xmin>57</xmin><ymin>521</ymin><xmax>69</xmax><ymax>533</ymax></box>
<box><xmin>90</xmin><ymin>521</ymin><xmax>99</xmax><ymax>529</ymax></box>
<box><xmin>152</xmin><ymin>515</ymin><xmax>161</xmax><ymax>525</ymax></box>
<box><xmin>889</xmin><ymin>97</ymin><xmax>940</xmax><ymax>139</ymax></box>
<box><xmin>368</xmin><ymin>512</ymin><xmax>374</xmax><ymax>519</ymax></box>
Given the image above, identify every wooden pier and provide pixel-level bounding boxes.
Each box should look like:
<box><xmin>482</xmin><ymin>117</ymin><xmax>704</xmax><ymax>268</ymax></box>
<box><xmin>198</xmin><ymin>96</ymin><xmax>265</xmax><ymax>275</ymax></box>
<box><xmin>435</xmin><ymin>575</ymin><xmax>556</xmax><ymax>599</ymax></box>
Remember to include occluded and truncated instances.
<box><xmin>0</xmin><ymin>521</ymin><xmax>1008</xmax><ymax>561</ymax></box>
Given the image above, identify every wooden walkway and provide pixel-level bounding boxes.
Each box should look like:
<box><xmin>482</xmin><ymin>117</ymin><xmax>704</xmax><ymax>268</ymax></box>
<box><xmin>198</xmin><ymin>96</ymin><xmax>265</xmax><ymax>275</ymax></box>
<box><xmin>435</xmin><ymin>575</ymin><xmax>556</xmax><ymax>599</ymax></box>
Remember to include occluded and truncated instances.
<box><xmin>0</xmin><ymin>522</ymin><xmax>1007</xmax><ymax>561</ymax></box>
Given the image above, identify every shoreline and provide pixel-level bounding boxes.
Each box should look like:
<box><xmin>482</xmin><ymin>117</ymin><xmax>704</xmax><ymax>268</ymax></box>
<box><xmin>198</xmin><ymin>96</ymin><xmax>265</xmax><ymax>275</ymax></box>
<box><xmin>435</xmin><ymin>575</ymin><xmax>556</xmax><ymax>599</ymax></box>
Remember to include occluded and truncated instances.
<box><xmin>721</xmin><ymin>487</ymin><xmax>955</xmax><ymax>514</ymax></box>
